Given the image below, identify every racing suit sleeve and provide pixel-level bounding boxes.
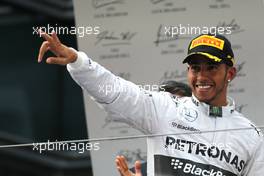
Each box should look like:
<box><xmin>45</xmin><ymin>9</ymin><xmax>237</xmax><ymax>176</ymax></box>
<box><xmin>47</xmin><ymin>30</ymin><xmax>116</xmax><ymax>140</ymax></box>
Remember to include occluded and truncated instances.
<box><xmin>66</xmin><ymin>51</ymin><xmax>172</xmax><ymax>134</ymax></box>
<box><xmin>242</xmin><ymin>135</ymin><xmax>264</xmax><ymax>175</ymax></box>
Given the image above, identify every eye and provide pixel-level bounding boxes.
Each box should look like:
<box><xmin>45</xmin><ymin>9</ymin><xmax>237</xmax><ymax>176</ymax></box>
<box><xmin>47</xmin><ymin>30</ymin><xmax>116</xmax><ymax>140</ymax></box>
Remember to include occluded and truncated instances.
<box><xmin>190</xmin><ymin>65</ymin><xmax>200</xmax><ymax>72</ymax></box>
<box><xmin>207</xmin><ymin>65</ymin><xmax>219</xmax><ymax>71</ymax></box>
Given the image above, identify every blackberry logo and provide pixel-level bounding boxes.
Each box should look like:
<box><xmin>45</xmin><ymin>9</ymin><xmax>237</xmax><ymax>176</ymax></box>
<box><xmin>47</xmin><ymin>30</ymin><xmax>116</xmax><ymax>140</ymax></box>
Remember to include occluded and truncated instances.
<box><xmin>155</xmin><ymin>155</ymin><xmax>237</xmax><ymax>176</ymax></box>
<box><xmin>171</xmin><ymin>159</ymin><xmax>184</xmax><ymax>169</ymax></box>
<box><xmin>171</xmin><ymin>159</ymin><xmax>227</xmax><ymax>176</ymax></box>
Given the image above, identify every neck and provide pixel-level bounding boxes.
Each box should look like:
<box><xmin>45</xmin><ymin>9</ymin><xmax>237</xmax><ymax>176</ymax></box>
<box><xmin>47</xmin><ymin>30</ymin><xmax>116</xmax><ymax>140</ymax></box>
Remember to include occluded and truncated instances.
<box><xmin>193</xmin><ymin>94</ymin><xmax>228</xmax><ymax>107</ymax></box>
<box><xmin>207</xmin><ymin>99</ymin><xmax>228</xmax><ymax>107</ymax></box>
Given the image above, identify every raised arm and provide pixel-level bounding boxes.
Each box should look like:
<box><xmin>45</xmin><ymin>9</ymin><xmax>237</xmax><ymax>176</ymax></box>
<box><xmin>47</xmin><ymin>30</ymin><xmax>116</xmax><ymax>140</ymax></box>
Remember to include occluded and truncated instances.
<box><xmin>37</xmin><ymin>31</ymin><xmax>175</xmax><ymax>134</ymax></box>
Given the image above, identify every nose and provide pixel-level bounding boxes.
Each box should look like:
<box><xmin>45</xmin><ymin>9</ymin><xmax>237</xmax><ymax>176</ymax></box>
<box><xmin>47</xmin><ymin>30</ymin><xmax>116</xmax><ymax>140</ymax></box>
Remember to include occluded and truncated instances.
<box><xmin>196</xmin><ymin>66</ymin><xmax>210</xmax><ymax>80</ymax></box>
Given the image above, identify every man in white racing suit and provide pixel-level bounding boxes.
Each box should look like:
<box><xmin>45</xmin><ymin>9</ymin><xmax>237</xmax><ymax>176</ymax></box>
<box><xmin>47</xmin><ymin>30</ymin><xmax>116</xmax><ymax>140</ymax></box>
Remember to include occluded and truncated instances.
<box><xmin>37</xmin><ymin>32</ymin><xmax>264</xmax><ymax>176</ymax></box>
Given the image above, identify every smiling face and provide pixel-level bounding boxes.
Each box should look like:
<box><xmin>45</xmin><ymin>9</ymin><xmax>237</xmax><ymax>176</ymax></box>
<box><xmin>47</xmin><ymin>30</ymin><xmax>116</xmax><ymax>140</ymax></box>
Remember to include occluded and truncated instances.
<box><xmin>187</xmin><ymin>55</ymin><xmax>236</xmax><ymax>106</ymax></box>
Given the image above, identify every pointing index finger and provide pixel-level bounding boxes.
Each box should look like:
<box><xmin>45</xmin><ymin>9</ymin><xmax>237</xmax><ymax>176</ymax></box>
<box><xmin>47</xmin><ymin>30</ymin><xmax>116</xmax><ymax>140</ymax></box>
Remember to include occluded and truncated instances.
<box><xmin>39</xmin><ymin>29</ymin><xmax>53</xmax><ymax>43</ymax></box>
<box><xmin>51</xmin><ymin>31</ymin><xmax>61</xmax><ymax>44</ymax></box>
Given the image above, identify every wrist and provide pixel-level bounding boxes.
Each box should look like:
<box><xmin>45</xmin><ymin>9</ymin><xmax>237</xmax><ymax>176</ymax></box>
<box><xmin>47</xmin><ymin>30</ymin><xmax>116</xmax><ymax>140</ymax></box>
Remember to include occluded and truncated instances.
<box><xmin>67</xmin><ymin>50</ymin><xmax>85</xmax><ymax>69</ymax></box>
<box><xmin>68</xmin><ymin>47</ymin><xmax>78</xmax><ymax>63</ymax></box>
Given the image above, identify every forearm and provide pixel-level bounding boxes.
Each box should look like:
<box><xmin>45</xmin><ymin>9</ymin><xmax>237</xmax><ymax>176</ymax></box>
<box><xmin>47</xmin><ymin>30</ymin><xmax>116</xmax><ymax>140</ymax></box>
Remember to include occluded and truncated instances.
<box><xmin>67</xmin><ymin>51</ymin><xmax>121</xmax><ymax>104</ymax></box>
<box><xmin>66</xmin><ymin>51</ymin><xmax>164</xmax><ymax>133</ymax></box>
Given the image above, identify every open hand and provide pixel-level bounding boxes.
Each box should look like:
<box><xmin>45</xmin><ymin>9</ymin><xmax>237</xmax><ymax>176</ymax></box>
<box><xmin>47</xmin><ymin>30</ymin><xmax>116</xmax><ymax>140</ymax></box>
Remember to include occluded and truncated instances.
<box><xmin>38</xmin><ymin>30</ymin><xmax>77</xmax><ymax>65</ymax></box>
<box><xmin>116</xmin><ymin>156</ymin><xmax>142</xmax><ymax>176</ymax></box>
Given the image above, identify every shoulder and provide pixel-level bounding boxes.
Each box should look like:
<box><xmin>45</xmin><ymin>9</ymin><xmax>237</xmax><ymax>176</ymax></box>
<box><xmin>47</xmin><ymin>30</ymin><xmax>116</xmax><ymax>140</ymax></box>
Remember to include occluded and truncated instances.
<box><xmin>232</xmin><ymin>111</ymin><xmax>262</xmax><ymax>136</ymax></box>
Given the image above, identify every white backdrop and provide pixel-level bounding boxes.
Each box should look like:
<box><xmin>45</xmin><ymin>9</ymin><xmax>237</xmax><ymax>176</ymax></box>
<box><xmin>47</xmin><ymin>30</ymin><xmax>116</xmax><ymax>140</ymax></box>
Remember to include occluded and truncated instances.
<box><xmin>73</xmin><ymin>0</ymin><xmax>264</xmax><ymax>175</ymax></box>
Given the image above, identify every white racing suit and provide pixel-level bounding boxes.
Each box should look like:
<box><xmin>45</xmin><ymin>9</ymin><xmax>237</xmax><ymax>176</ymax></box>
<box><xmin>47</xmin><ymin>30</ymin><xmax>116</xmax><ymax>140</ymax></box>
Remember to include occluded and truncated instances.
<box><xmin>67</xmin><ymin>51</ymin><xmax>264</xmax><ymax>176</ymax></box>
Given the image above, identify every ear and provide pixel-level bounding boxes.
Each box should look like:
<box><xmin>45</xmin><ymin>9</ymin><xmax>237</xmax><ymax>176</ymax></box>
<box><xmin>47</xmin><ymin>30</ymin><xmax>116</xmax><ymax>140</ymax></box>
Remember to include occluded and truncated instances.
<box><xmin>227</xmin><ymin>66</ymin><xmax>237</xmax><ymax>81</ymax></box>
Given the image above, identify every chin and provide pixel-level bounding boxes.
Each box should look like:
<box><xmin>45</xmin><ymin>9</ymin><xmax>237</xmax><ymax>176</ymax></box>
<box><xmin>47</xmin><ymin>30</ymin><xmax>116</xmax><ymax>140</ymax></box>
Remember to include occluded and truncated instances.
<box><xmin>195</xmin><ymin>94</ymin><xmax>213</xmax><ymax>103</ymax></box>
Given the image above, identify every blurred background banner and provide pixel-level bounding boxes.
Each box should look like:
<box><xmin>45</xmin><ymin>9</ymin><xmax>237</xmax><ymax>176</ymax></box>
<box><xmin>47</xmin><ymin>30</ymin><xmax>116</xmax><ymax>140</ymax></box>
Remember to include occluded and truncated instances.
<box><xmin>73</xmin><ymin>0</ymin><xmax>264</xmax><ymax>175</ymax></box>
<box><xmin>0</xmin><ymin>0</ymin><xmax>91</xmax><ymax>175</ymax></box>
